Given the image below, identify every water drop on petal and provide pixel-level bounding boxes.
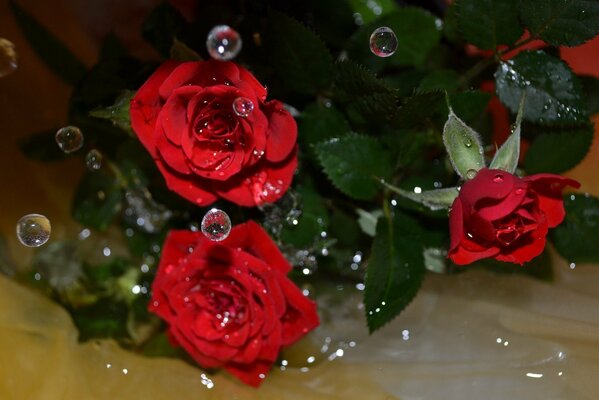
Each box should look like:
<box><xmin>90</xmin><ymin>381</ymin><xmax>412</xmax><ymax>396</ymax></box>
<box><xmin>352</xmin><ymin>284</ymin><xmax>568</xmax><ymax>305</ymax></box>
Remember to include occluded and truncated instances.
<box><xmin>85</xmin><ymin>149</ymin><xmax>103</xmax><ymax>171</ymax></box>
<box><xmin>55</xmin><ymin>126</ymin><xmax>84</xmax><ymax>153</ymax></box>
<box><xmin>0</xmin><ymin>38</ymin><xmax>18</xmax><ymax>78</ymax></box>
<box><xmin>206</xmin><ymin>25</ymin><xmax>242</xmax><ymax>61</ymax></box>
<box><xmin>369</xmin><ymin>27</ymin><xmax>397</xmax><ymax>58</ymax></box>
<box><xmin>201</xmin><ymin>208</ymin><xmax>232</xmax><ymax>241</ymax></box>
<box><xmin>493</xmin><ymin>174</ymin><xmax>504</xmax><ymax>183</ymax></box>
<box><xmin>16</xmin><ymin>214</ymin><xmax>51</xmax><ymax>247</ymax></box>
<box><xmin>232</xmin><ymin>97</ymin><xmax>254</xmax><ymax>117</ymax></box>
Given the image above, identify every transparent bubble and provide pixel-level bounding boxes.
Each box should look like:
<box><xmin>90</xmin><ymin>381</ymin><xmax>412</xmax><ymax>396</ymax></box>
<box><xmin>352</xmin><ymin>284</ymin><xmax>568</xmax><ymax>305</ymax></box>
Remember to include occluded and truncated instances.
<box><xmin>16</xmin><ymin>214</ymin><xmax>51</xmax><ymax>247</ymax></box>
<box><xmin>369</xmin><ymin>27</ymin><xmax>398</xmax><ymax>58</ymax></box>
<box><xmin>55</xmin><ymin>126</ymin><xmax>84</xmax><ymax>153</ymax></box>
<box><xmin>232</xmin><ymin>97</ymin><xmax>254</xmax><ymax>117</ymax></box>
<box><xmin>465</xmin><ymin>169</ymin><xmax>477</xmax><ymax>180</ymax></box>
<box><xmin>201</xmin><ymin>208</ymin><xmax>232</xmax><ymax>241</ymax></box>
<box><xmin>85</xmin><ymin>149</ymin><xmax>102</xmax><ymax>171</ymax></box>
<box><xmin>206</xmin><ymin>25</ymin><xmax>242</xmax><ymax>61</ymax></box>
<box><xmin>0</xmin><ymin>38</ymin><xmax>18</xmax><ymax>78</ymax></box>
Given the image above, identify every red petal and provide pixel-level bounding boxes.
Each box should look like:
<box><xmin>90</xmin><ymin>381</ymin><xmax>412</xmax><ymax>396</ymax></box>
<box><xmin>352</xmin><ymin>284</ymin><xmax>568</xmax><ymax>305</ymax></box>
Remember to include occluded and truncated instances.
<box><xmin>495</xmin><ymin>214</ymin><xmax>549</xmax><ymax>265</ymax></box>
<box><xmin>155</xmin><ymin>130</ymin><xmax>191</xmax><ymax>174</ymax></box>
<box><xmin>278</xmin><ymin>276</ymin><xmax>320</xmax><ymax>346</ymax></box>
<box><xmin>155</xmin><ymin>159</ymin><xmax>218</xmax><ymax>206</ymax></box>
<box><xmin>159</xmin><ymin>86</ymin><xmax>199</xmax><ymax>146</ymax></box>
<box><xmin>158</xmin><ymin>61</ymin><xmax>241</xmax><ymax>99</ymax></box>
<box><xmin>448</xmin><ymin>197</ymin><xmax>464</xmax><ymax>252</ymax></box>
<box><xmin>130</xmin><ymin>61</ymin><xmax>180</xmax><ymax>156</ymax></box>
<box><xmin>224</xmin><ymin>360</ymin><xmax>273</xmax><ymax>388</ymax></box>
<box><xmin>476</xmin><ymin>180</ymin><xmax>528</xmax><ymax>221</ymax></box>
<box><xmin>459</xmin><ymin>168</ymin><xmax>516</xmax><ymax>208</ymax></box>
<box><xmin>263</xmin><ymin>100</ymin><xmax>298</xmax><ymax>162</ymax></box>
<box><xmin>524</xmin><ymin>174</ymin><xmax>580</xmax><ymax>228</ymax></box>
<box><xmin>449</xmin><ymin>243</ymin><xmax>500</xmax><ymax>265</ymax></box>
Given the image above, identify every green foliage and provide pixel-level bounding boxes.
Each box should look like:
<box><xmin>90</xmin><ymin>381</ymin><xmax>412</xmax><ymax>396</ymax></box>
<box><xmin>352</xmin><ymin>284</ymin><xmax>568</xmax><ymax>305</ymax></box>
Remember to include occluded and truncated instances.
<box><xmin>346</xmin><ymin>7</ymin><xmax>443</xmax><ymax>72</ymax></box>
<box><xmin>142</xmin><ymin>2</ymin><xmax>188</xmax><ymax>57</ymax></box>
<box><xmin>551</xmin><ymin>194</ymin><xmax>599</xmax><ymax>263</ymax></box>
<box><xmin>266</xmin><ymin>10</ymin><xmax>333</xmax><ymax>95</ymax></box>
<box><xmin>364</xmin><ymin>212</ymin><xmax>426</xmax><ymax>333</ymax></box>
<box><xmin>520</xmin><ymin>0</ymin><xmax>599</xmax><ymax>46</ymax></box>
<box><xmin>315</xmin><ymin>134</ymin><xmax>393</xmax><ymax>200</ymax></box>
<box><xmin>9</xmin><ymin>0</ymin><xmax>87</xmax><ymax>85</ymax></box>
<box><xmin>299</xmin><ymin>102</ymin><xmax>351</xmax><ymax>147</ymax></box>
<box><xmin>524</xmin><ymin>123</ymin><xmax>594</xmax><ymax>173</ymax></box>
<box><xmin>495</xmin><ymin>51</ymin><xmax>588</xmax><ymax>124</ymax></box>
<box><xmin>490</xmin><ymin>95</ymin><xmax>525</xmax><ymax>173</ymax></box>
<box><xmin>89</xmin><ymin>90</ymin><xmax>135</xmax><ymax>135</ymax></box>
<box><xmin>72</xmin><ymin>170</ymin><xmax>123</xmax><ymax>230</ymax></box>
<box><xmin>456</xmin><ymin>0</ymin><xmax>523</xmax><ymax>50</ymax></box>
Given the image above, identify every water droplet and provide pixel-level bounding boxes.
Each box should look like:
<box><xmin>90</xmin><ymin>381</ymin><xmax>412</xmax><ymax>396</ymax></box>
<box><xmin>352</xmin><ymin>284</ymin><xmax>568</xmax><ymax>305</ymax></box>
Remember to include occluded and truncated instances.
<box><xmin>55</xmin><ymin>126</ymin><xmax>83</xmax><ymax>153</ymax></box>
<box><xmin>201</xmin><ymin>208</ymin><xmax>232</xmax><ymax>241</ymax></box>
<box><xmin>465</xmin><ymin>169</ymin><xmax>477</xmax><ymax>180</ymax></box>
<box><xmin>515</xmin><ymin>188</ymin><xmax>524</xmax><ymax>195</ymax></box>
<box><xmin>16</xmin><ymin>214</ymin><xmax>51</xmax><ymax>247</ymax></box>
<box><xmin>85</xmin><ymin>149</ymin><xmax>102</xmax><ymax>171</ymax></box>
<box><xmin>369</xmin><ymin>27</ymin><xmax>397</xmax><ymax>58</ymax></box>
<box><xmin>464</xmin><ymin>138</ymin><xmax>472</xmax><ymax>148</ymax></box>
<box><xmin>232</xmin><ymin>97</ymin><xmax>254</xmax><ymax>117</ymax></box>
<box><xmin>206</xmin><ymin>25</ymin><xmax>242</xmax><ymax>61</ymax></box>
<box><xmin>493</xmin><ymin>174</ymin><xmax>504</xmax><ymax>183</ymax></box>
<box><xmin>0</xmin><ymin>38</ymin><xmax>18</xmax><ymax>78</ymax></box>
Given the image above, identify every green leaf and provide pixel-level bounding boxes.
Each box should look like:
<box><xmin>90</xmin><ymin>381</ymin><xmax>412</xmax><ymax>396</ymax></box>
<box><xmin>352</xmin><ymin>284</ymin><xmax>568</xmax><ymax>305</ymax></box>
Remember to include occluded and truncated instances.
<box><xmin>495</xmin><ymin>51</ymin><xmax>588</xmax><ymax>124</ymax></box>
<box><xmin>266</xmin><ymin>10</ymin><xmax>333</xmax><ymax>95</ymax></box>
<box><xmin>490</xmin><ymin>94</ymin><xmax>526</xmax><ymax>172</ymax></box>
<box><xmin>169</xmin><ymin>38</ymin><xmax>202</xmax><ymax>61</ymax></box>
<box><xmin>382</xmin><ymin>183</ymin><xmax>459</xmax><ymax>211</ymax></box>
<box><xmin>346</xmin><ymin>7</ymin><xmax>443</xmax><ymax>72</ymax></box>
<box><xmin>142</xmin><ymin>2</ymin><xmax>187</xmax><ymax>57</ymax></box>
<box><xmin>456</xmin><ymin>0</ymin><xmax>523</xmax><ymax>50</ymax></box>
<box><xmin>524</xmin><ymin>123</ymin><xmax>593</xmax><ymax>173</ymax></box>
<box><xmin>551</xmin><ymin>193</ymin><xmax>599</xmax><ymax>263</ymax></box>
<box><xmin>443</xmin><ymin>108</ymin><xmax>486</xmax><ymax>178</ymax></box>
<box><xmin>299</xmin><ymin>103</ymin><xmax>350</xmax><ymax>147</ymax></box>
<box><xmin>418</xmin><ymin>69</ymin><xmax>460</xmax><ymax>92</ymax></box>
<box><xmin>364</xmin><ymin>213</ymin><xmax>425</xmax><ymax>333</ymax></box>
<box><xmin>18</xmin><ymin>129</ymin><xmax>66</xmax><ymax>162</ymax></box>
<box><xmin>520</xmin><ymin>0</ymin><xmax>599</xmax><ymax>46</ymax></box>
<box><xmin>334</xmin><ymin>60</ymin><xmax>394</xmax><ymax>97</ymax></box>
<box><xmin>392</xmin><ymin>91</ymin><xmax>446</xmax><ymax>129</ymax></box>
<box><xmin>72</xmin><ymin>171</ymin><xmax>123</xmax><ymax>230</ymax></box>
<box><xmin>9</xmin><ymin>0</ymin><xmax>87</xmax><ymax>85</ymax></box>
<box><xmin>89</xmin><ymin>90</ymin><xmax>135</xmax><ymax>135</ymax></box>
<box><xmin>356</xmin><ymin>208</ymin><xmax>383</xmax><ymax>237</ymax></box>
<box><xmin>315</xmin><ymin>134</ymin><xmax>393</xmax><ymax>200</ymax></box>
<box><xmin>348</xmin><ymin>0</ymin><xmax>399</xmax><ymax>24</ymax></box>
<box><xmin>580</xmin><ymin>75</ymin><xmax>599</xmax><ymax>115</ymax></box>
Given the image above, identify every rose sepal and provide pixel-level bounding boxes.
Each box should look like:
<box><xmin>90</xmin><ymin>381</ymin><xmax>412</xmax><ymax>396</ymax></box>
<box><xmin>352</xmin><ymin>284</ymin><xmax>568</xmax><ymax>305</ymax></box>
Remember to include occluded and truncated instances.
<box><xmin>442</xmin><ymin>106</ymin><xmax>485</xmax><ymax>179</ymax></box>
<box><xmin>382</xmin><ymin>180</ymin><xmax>459</xmax><ymax>211</ymax></box>
<box><xmin>489</xmin><ymin>94</ymin><xmax>526</xmax><ymax>173</ymax></box>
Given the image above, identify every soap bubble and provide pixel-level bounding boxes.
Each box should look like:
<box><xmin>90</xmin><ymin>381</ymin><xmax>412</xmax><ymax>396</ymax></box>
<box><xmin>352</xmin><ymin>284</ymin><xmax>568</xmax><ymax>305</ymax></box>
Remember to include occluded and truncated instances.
<box><xmin>0</xmin><ymin>38</ymin><xmax>18</xmax><ymax>78</ymax></box>
<box><xmin>55</xmin><ymin>126</ymin><xmax>83</xmax><ymax>153</ymax></box>
<box><xmin>369</xmin><ymin>27</ymin><xmax>398</xmax><ymax>58</ymax></box>
<box><xmin>85</xmin><ymin>149</ymin><xmax>102</xmax><ymax>171</ymax></box>
<box><xmin>206</xmin><ymin>25</ymin><xmax>242</xmax><ymax>61</ymax></box>
<box><xmin>16</xmin><ymin>214</ymin><xmax>51</xmax><ymax>247</ymax></box>
<box><xmin>232</xmin><ymin>97</ymin><xmax>254</xmax><ymax>117</ymax></box>
<box><xmin>201</xmin><ymin>208</ymin><xmax>231</xmax><ymax>241</ymax></box>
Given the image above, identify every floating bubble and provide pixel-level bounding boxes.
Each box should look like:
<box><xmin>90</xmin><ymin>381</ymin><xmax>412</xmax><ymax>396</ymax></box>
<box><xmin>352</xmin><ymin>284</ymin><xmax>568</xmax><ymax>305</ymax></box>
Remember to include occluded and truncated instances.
<box><xmin>55</xmin><ymin>126</ymin><xmax>84</xmax><ymax>153</ymax></box>
<box><xmin>85</xmin><ymin>149</ymin><xmax>102</xmax><ymax>171</ymax></box>
<box><xmin>0</xmin><ymin>38</ymin><xmax>18</xmax><ymax>78</ymax></box>
<box><xmin>232</xmin><ymin>97</ymin><xmax>254</xmax><ymax>117</ymax></box>
<box><xmin>206</xmin><ymin>25</ymin><xmax>242</xmax><ymax>61</ymax></box>
<box><xmin>465</xmin><ymin>169</ymin><xmax>477</xmax><ymax>180</ymax></box>
<box><xmin>16</xmin><ymin>214</ymin><xmax>51</xmax><ymax>247</ymax></box>
<box><xmin>201</xmin><ymin>208</ymin><xmax>232</xmax><ymax>241</ymax></box>
<box><xmin>369</xmin><ymin>27</ymin><xmax>397</xmax><ymax>58</ymax></box>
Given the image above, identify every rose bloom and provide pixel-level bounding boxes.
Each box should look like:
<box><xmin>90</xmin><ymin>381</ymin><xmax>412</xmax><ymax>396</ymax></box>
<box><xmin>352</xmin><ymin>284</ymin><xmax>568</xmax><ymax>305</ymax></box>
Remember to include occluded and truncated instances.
<box><xmin>449</xmin><ymin>168</ymin><xmax>579</xmax><ymax>265</ymax></box>
<box><xmin>130</xmin><ymin>60</ymin><xmax>297</xmax><ymax>207</ymax></box>
<box><xmin>149</xmin><ymin>221</ymin><xmax>319</xmax><ymax>387</ymax></box>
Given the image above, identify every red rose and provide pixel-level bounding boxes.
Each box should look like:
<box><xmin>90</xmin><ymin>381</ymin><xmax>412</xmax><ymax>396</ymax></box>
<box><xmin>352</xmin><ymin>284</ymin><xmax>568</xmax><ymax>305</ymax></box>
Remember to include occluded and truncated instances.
<box><xmin>149</xmin><ymin>221</ymin><xmax>319</xmax><ymax>387</ymax></box>
<box><xmin>449</xmin><ymin>168</ymin><xmax>579</xmax><ymax>265</ymax></box>
<box><xmin>130</xmin><ymin>60</ymin><xmax>298</xmax><ymax>207</ymax></box>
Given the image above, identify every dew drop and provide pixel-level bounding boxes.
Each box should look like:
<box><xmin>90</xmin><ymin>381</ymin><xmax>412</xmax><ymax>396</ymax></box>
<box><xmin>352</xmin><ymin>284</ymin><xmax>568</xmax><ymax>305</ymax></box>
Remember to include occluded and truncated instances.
<box><xmin>201</xmin><ymin>208</ymin><xmax>232</xmax><ymax>241</ymax></box>
<box><xmin>206</xmin><ymin>25</ymin><xmax>242</xmax><ymax>61</ymax></box>
<box><xmin>493</xmin><ymin>174</ymin><xmax>504</xmax><ymax>183</ymax></box>
<box><xmin>515</xmin><ymin>188</ymin><xmax>524</xmax><ymax>195</ymax></box>
<box><xmin>55</xmin><ymin>126</ymin><xmax>84</xmax><ymax>153</ymax></box>
<box><xmin>85</xmin><ymin>149</ymin><xmax>103</xmax><ymax>171</ymax></box>
<box><xmin>465</xmin><ymin>169</ymin><xmax>477</xmax><ymax>180</ymax></box>
<box><xmin>369</xmin><ymin>27</ymin><xmax>397</xmax><ymax>58</ymax></box>
<box><xmin>232</xmin><ymin>97</ymin><xmax>254</xmax><ymax>117</ymax></box>
<box><xmin>464</xmin><ymin>139</ymin><xmax>473</xmax><ymax>148</ymax></box>
<box><xmin>0</xmin><ymin>38</ymin><xmax>18</xmax><ymax>78</ymax></box>
<box><xmin>16</xmin><ymin>214</ymin><xmax>51</xmax><ymax>247</ymax></box>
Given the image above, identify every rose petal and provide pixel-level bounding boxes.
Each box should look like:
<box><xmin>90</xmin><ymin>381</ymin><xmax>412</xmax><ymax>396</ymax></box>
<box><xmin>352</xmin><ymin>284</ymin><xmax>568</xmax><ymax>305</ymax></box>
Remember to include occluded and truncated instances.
<box><xmin>155</xmin><ymin>159</ymin><xmax>218</xmax><ymax>206</ymax></box>
<box><xmin>495</xmin><ymin>213</ymin><xmax>549</xmax><ymax>265</ymax></box>
<box><xmin>459</xmin><ymin>168</ymin><xmax>516</xmax><ymax>208</ymax></box>
<box><xmin>156</xmin><ymin>130</ymin><xmax>192</xmax><ymax>174</ymax></box>
<box><xmin>448</xmin><ymin>198</ymin><xmax>464</xmax><ymax>253</ymax></box>
<box><xmin>263</xmin><ymin>100</ymin><xmax>297</xmax><ymax>163</ymax></box>
<box><xmin>278</xmin><ymin>277</ymin><xmax>320</xmax><ymax>346</ymax></box>
<box><xmin>449</xmin><ymin>243</ymin><xmax>501</xmax><ymax>265</ymax></box>
<box><xmin>476</xmin><ymin>180</ymin><xmax>528</xmax><ymax>221</ymax></box>
<box><xmin>159</xmin><ymin>86</ymin><xmax>200</xmax><ymax>146</ymax></box>
<box><xmin>524</xmin><ymin>174</ymin><xmax>580</xmax><ymax>227</ymax></box>
<box><xmin>130</xmin><ymin>61</ymin><xmax>181</xmax><ymax>156</ymax></box>
<box><xmin>224</xmin><ymin>360</ymin><xmax>273</xmax><ymax>388</ymax></box>
<box><xmin>158</xmin><ymin>61</ymin><xmax>241</xmax><ymax>99</ymax></box>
